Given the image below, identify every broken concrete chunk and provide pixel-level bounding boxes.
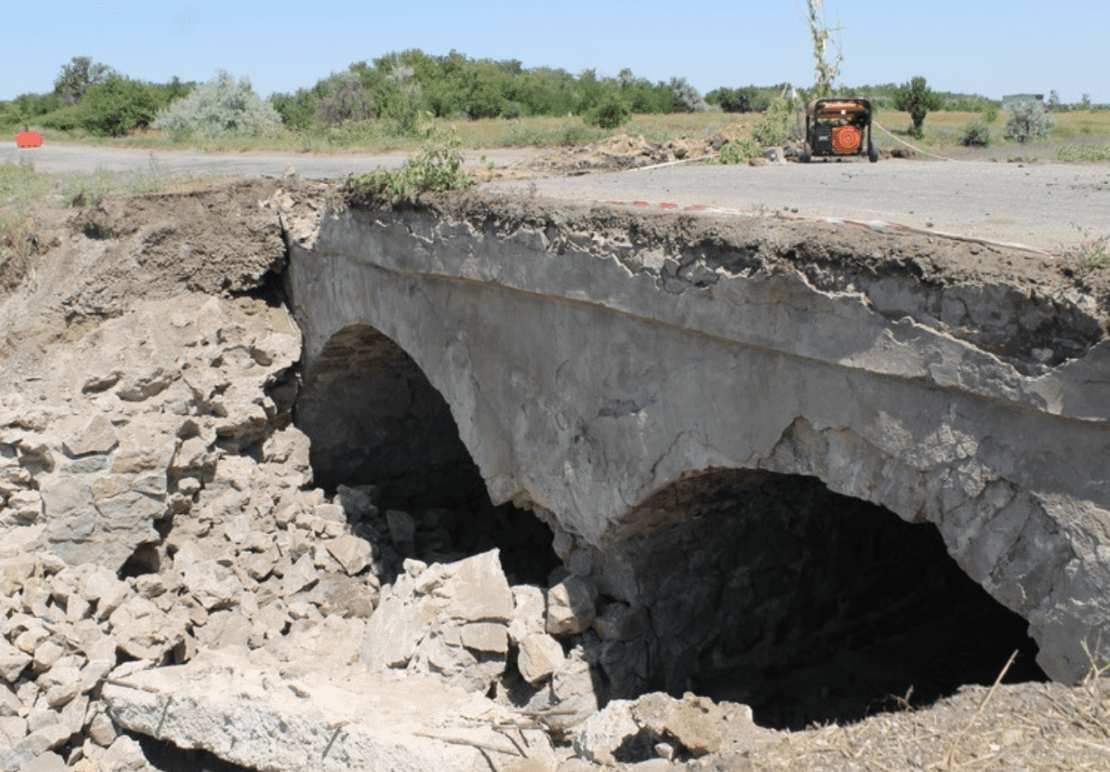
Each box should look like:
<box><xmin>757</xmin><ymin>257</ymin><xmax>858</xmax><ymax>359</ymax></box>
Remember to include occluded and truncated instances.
<box><xmin>633</xmin><ymin>692</ymin><xmax>723</xmax><ymax>757</ymax></box>
<box><xmin>282</xmin><ymin>554</ymin><xmax>319</xmax><ymax>596</ymax></box>
<box><xmin>517</xmin><ymin>632</ymin><xmax>566</xmax><ymax>685</ymax></box>
<box><xmin>545</xmin><ymin>575</ymin><xmax>597</xmax><ymax>636</ymax></box>
<box><xmin>360</xmin><ymin>594</ymin><xmax>430</xmax><ymax>669</ymax></box>
<box><xmin>508</xmin><ymin>585</ymin><xmax>546</xmax><ymax>644</ymax></box>
<box><xmin>460</xmin><ymin>623</ymin><xmax>509</xmax><ymax>654</ymax></box>
<box><xmin>574</xmin><ymin>698</ymin><xmax>639</xmax><ymax>765</ymax></box>
<box><xmin>182</xmin><ymin>559</ymin><xmax>243</xmax><ymax>610</ymax></box>
<box><xmin>326</xmin><ymin>535</ymin><xmax>372</xmax><ymax>576</ymax></box>
<box><xmin>87</xmin><ymin>709</ymin><xmax>117</xmax><ymax>747</ymax></box>
<box><xmin>0</xmin><ymin>683</ymin><xmax>20</xmax><ymax>717</ymax></box>
<box><xmin>107</xmin><ymin>596</ymin><xmax>185</xmax><ymax>661</ymax></box>
<box><xmin>440</xmin><ymin>549</ymin><xmax>514</xmax><ymax>623</ymax></box>
<box><xmin>62</xmin><ymin>416</ymin><xmax>119</xmax><ymax>458</ymax></box>
<box><xmin>40</xmin><ymin>664</ymin><xmax>83</xmax><ymax>707</ymax></box>
<box><xmin>0</xmin><ymin>552</ymin><xmax>40</xmax><ymax>595</ymax></box>
<box><xmin>16</xmin><ymin>750</ymin><xmax>67</xmax><ymax>772</ymax></box>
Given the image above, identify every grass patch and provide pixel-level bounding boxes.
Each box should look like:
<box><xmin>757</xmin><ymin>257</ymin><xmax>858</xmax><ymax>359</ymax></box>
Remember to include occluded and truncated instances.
<box><xmin>1056</xmin><ymin>143</ymin><xmax>1110</xmax><ymax>162</ymax></box>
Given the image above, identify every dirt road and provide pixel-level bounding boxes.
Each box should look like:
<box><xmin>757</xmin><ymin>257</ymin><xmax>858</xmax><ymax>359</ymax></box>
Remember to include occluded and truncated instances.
<box><xmin>4</xmin><ymin>142</ymin><xmax>1107</xmax><ymax>251</ymax></box>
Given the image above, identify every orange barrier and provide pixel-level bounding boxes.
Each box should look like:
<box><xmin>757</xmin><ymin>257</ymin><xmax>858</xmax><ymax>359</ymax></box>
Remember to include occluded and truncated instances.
<box><xmin>16</xmin><ymin>131</ymin><xmax>43</xmax><ymax>148</ymax></box>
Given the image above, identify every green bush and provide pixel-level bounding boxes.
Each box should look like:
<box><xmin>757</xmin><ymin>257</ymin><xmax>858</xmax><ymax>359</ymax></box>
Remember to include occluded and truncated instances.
<box><xmin>152</xmin><ymin>70</ymin><xmax>282</xmax><ymax>140</ymax></box>
<box><xmin>1004</xmin><ymin>101</ymin><xmax>1055</xmax><ymax>143</ymax></box>
<box><xmin>270</xmin><ymin>88</ymin><xmax>319</xmax><ymax>130</ymax></box>
<box><xmin>315</xmin><ymin>72</ymin><xmax>375</xmax><ymax>125</ymax></box>
<box><xmin>894</xmin><ymin>76</ymin><xmax>943</xmax><ymax>138</ymax></box>
<box><xmin>716</xmin><ymin>96</ymin><xmax>796</xmax><ymax>164</ymax></box>
<box><xmin>960</xmin><ymin>120</ymin><xmax>991</xmax><ymax>147</ymax></box>
<box><xmin>36</xmin><ymin>105</ymin><xmax>85</xmax><ymax>132</ymax></box>
<box><xmin>982</xmin><ymin>104</ymin><xmax>999</xmax><ymax>124</ymax></box>
<box><xmin>500</xmin><ymin>101</ymin><xmax>522</xmax><ymax>120</ymax></box>
<box><xmin>77</xmin><ymin>76</ymin><xmax>161</xmax><ymax>136</ymax></box>
<box><xmin>584</xmin><ymin>93</ymin><xmax>631</xmax><ymax>129</ymax></box>
<box><xmin>347</xmin><ymin>113</ymin><xmax>474</xmax><ymax>197</ymax></box>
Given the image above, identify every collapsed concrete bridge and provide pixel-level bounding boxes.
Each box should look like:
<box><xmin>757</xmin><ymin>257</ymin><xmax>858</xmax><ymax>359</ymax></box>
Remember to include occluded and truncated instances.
<box><xmin>286</xmin><ymin>189</ymin><xmax>1110</xmax><ymax>697</ymax></box>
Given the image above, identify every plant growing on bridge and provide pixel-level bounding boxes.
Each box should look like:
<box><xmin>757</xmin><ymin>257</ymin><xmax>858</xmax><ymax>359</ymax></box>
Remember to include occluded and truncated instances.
<box><xmin>893</xmin><ymin>76</ymin><xmax>943</xmax><ymax>139</ymax></box>
<box><xmin>347</xmin><ymin>113</ymin><xmax>475</xmax><ymax>197</ymax></box>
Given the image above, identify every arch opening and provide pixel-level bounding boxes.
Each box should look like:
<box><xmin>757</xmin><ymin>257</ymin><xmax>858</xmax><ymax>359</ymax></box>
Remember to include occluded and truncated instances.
<box><xmin>295</xmin><ymin>324</ymin><xmax>561</xmax><ymax>585</ymax></box>
<box><xmin>585</xmin><ymin>471</ymin><xmax>1046</xmax><ymax>731</ymax></box>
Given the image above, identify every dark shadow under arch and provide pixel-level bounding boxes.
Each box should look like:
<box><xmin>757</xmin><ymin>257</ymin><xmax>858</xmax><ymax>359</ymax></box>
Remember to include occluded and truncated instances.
<box><xmin>295</xmin><ymin>323</ymin><xmax>560</xmax><ymax>585</ymax></box>
<box><xmin>591</xmin><ymin>470</ymin><xmax>1046</xmax><ymax>730</ymax></box>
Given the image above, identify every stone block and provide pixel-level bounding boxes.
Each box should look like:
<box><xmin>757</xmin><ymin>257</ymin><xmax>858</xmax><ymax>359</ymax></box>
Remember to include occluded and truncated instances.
<box><xmin>17</xmin><ymin>750</ymin><xmax>67</xmax><ymax>772</ymax></box>
<box><xmin>0</xmin><ymin>553</ymin><xmax>40</xmax><ymax>595</ymax></box>
<box><xmin>440</xmin><ymin>550</ymin><xmax>514</xmax><ymax>623</ymax></box>
<box><xmin>460</xmin><ymin>623</ymin><xmax>508</xmax><ymax>654</ymax></box>
<box><xmin>62</xmin><ymin>416</ymin><xmax>118</xmax><ymax>458</ymax></box>
<box><xmin>545</xmin><ymin>576</ymin><xmax>597</xmax><ymax>636</ymax></box>
<box><xmin>517</xmin><ymin>633</ymin><xmax>565</xmax><ymax>685</ymax></box>
<box><xmin>0</xmin><ymin>640</ymin><xmax>32</xmax><ymax>682</ymax></box>
<box><xmin>326</xmin><ymin>535</ymin><xmax>372</xmax><ymax>576</ymax></box>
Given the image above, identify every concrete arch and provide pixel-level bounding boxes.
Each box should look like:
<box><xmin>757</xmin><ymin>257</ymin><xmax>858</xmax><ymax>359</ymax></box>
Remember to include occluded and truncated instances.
<box><xmin>287</xmin><ymin>195</ymin><xmax>1110</xmax><ymax>685</ymax></box>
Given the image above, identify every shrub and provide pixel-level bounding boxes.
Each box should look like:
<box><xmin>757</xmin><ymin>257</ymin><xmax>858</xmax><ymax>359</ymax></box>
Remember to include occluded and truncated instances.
<box><xmin>1004</xmin><ymin>100</ymin><xmax>1055</xmax><ymax>143</ymax></box>
<box><xmin>893</xmin><ymin>76</ymin><xmax>943</xmax><ymax>138</ymax></box>
<box><xmin>347</xmin><ymin>113</ymin><xmax>474</xmax><ymax>197</ymax></box>
<box><xmin>36</xmin><ymin>105</ymin><xmax>85</xmax><ymax>132</ymax></box>
<box><xmin>960</xmin><ymin>120</ymin><xmax>991</xmax><ymax>147</ymax></box>
<box><xmin>584</xmin><ymin>94</ymin><xmax>631</xmax><ymax>129</ymax></box>
<box><xmin>151</xmin><ymin>70</ymin><xmax>281</xmax><ymax>140</ymax></box>
<box><xmin>270</xmin><ymin>88</ymin><xmax>319</xmax><ymax>130</ymax></box>
<box><xmin>315</xmin><ymin>72</ymin><xmax>375</xmax><ymax>125</ymax></box>
<box><xmin>379</xmin><ymin>66</ymin><xmax>426</xmax><ymax>136</ymax></box>
<box><xmin>707</xmin><ymin>86</ymin><xmax>758</xmax><ymax>113</ymax></box>
<box><xmin>982</xmin><ymin>104</ymin><xmax>999</xmax><ymax>124</ymax></box>
<box><xmin>77</xmin><ymin>76</ymin><xmax>161</xmax><ymax>136</ymax></box>
<box><xmin>669</xmin><ymin>77</ymin><xmax>707</xmax><ymax>112</ymax></box>
<box><xmin>500</xmin><ymin>101</ymin><xmax>522</xmax><ymax>120</ymax></box>
<box><xmin>717</xmin><ymin>95</ymin><xmax>796</xmax><ymax>164</ymax></box>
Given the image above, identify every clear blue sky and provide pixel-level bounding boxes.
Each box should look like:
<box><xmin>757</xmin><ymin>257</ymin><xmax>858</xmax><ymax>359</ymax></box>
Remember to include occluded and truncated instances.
<box><xmin>3</xmin><ymin>1</ymin><xmax>1106</xmax><ymax>105</ymax></box>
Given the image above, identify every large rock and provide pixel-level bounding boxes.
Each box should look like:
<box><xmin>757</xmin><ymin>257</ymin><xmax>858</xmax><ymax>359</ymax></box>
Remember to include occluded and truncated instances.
<box><xmin>102</xmin><ymin>649</ymin><xmax>553</xmax><ymax>772</ymax></box>
<box><xmin>361</xmin><ymin>550</ymin><xmax>514</xmax><ymax>693</ymax></box>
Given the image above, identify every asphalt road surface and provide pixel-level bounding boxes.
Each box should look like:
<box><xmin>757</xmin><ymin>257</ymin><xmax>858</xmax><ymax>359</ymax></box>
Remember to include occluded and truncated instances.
<box><xmin>4</xmin><ymin>142</ymin><xmax>1108</xmax><ymax>251</ymax></box>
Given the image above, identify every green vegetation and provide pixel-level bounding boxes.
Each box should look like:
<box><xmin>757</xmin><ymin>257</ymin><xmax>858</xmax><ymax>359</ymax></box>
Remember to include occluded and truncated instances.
<box><xmin>1056</xmin><ymin>143</ymin><xmax>1110</xmax><ymax>162</ymax></box>
<box><xmin>802</xmin><ymin>0</ymin><xmax>843</xmax><ymax>100</ymax></box>
<box><xmin>152</xmin><ymin>70</ymin><xmax>281</xmax><ymax>140</ymax></box>
<box><xmin>584</xmin><ymin>93</ymin><xmax>632</xmax><ymax>129</ymax></box>
<box><xmin>2</xmin><ymin>49</ymin><xmax>1108</xmax><ymax>163</ymax></box>
<box><xmin>346</xmin><ymin>114</ymin><xmax>475</xmax><ymax>197</ymax></box>
<box><xmin>960</xmin><ymin>120</ymin><xmax>991</xmax><ymax>147</ymax></box>
<box><xmin>894</xmin><ymin>76</ymin><xmax>944</xmax><ymax>139</ymax></box>
<box><xmin>717</xmin><ymin>95</ymin><xmax>797</xmax><ymax>163</ymax></box>
<box><xmin>1004</xmin><ymin>100</ymin><xmax>1055</xmax><ymax>143</ymax></box>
